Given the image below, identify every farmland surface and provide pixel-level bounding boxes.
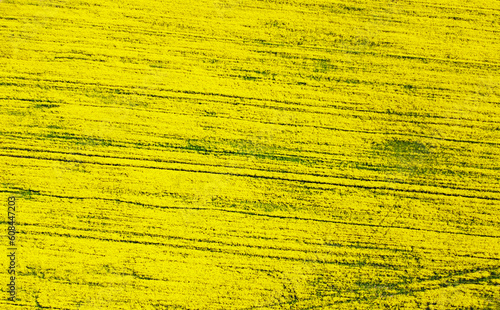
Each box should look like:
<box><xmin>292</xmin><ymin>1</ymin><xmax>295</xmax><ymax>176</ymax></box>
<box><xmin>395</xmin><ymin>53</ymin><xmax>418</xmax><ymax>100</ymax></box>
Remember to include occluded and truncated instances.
<box><xmin>1</xmin><ymin>0</ymin><xmax>500</xmax><ymax>309</ymax></box>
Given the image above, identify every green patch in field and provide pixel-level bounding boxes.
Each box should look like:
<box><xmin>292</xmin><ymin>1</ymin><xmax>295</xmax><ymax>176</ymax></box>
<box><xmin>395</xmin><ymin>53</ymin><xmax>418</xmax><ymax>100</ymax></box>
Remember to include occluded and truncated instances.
<box><xmin>149</xmin><ymin>63</ymin><xmax>165</xmax><ymax>69</ymax></box>
<box><xmin>148</xmin><ymin>59</ymin><xmax>169</xmax><ymax>68</ymax></box>
<box><xmin>44</xmin><ymin>132</ymin><xmax>113</xmax><ymax>147</ymax></box>
<box><xmin>353</xmin><ymin>37</ymin><xmax>381</xmax><ymax>48</ymax></box>
<box><xmin>313</xmin><ymin>58</ymin><xmax>333</xmax><ymax>73</ymax></box>
<box><xmin>129</xmin><ymin>269</ymin><xmax>155</xmax><ymax>281</ymax></box>
<box><xmin>212</xmin><ymin>196</ymin><xmax>295</xmax><ymax>212</ymax></box>
<box><xmin>231</xmin><ymin>68</ymin><xmax>276</xmax><ymax>81</ymax></box>
<box><xmin>185</xmin><ymin>139</ymin><xmax>211</xmax><ymax>153</ymax></box>
<box><xmin>82</xmin><ymin>87</ymin><xmax>148</xmax><ymax>108</ymax></box>
<box><xmin>253</xmin><ymin>38</ymin><xmax>284</xmax><ymax>47</ymax></box>
<box><xmin>203</xmin><ymin>110</ymin><xmax>217</xmax><ymax>116</ymax></box>
<box><xmin>379</xmin><ymin>138</ymin><xmax>430</xmax><ymax>156</ymax></box>
<box><xmin>265</xmin><ymin>19</ymin><xmax>287</xmax><ymax>28</ymax></box>
<box><xmin>33</xmin><ymin>103</ymin><xmax>59</xmax><ymax>109</ymax></box>
<box><xmin>403</xmin><ymin>84</ymin><xmax>417</xmax><ymax>92</ymax></box>
<box><xmin>253</xmin><ymin>69</ymin><xmax>272</xmax><ymax>76</ymax></box>
<box><xmin>1</xmin><ymin>186</ymin><xmax>39</xmax><ymax>200</ymax></box>
<box><xmin>338</xmin><ymin>4</ymin><xmax>365</xmax><ymax>12</ymax></box>
<box><xmin>240</xmin><ymin>75</ymin><xmax>259</xmax><ymax>81</ymax></box>
<box><xmin>316</xmin><ymin>3</ymin><xmax>365</xmax><ymax>14</ymax></box>
<box><xmin>46</xmin><ymin>124</ymin><xmax>63</xmax><ymax>129</ymax></box>
<box><xmin>19</xmin><ymin>188</ymin><xmax>39</xmax><ymax>200</ymax></box>
<box><xmin>256</xmin><ymin>201</ymin><xmax>293</xmax><ymax>212</ymax></box>
<box><xmin>22</xmin><ymin>266</ymin><xmax>52</xmax><ymax>279</ymax></box>
<box><xmin>372</xmin><ymin>138</ymin><xmax>440</xmax><ymax>179</ymax></box>
<box><xmin>205</xmin><ymin>58</ymin><xmax>220</xmax><ymax>64</ymax></box>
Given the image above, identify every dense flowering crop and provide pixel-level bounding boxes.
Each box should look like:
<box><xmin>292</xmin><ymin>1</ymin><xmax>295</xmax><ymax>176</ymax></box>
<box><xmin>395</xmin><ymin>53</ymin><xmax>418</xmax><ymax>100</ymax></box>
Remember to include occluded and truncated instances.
<box><xmin>1</xmin><ymin>0</ymin><xmax>499</xmax><ymax>309</ymax></box>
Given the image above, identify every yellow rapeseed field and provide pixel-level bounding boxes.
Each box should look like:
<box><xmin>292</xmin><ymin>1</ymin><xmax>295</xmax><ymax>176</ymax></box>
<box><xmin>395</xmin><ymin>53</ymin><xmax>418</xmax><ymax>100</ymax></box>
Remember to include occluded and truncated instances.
<box><xmin>1</xmin><ymin>0</ymin><xmax>499</xmax><ymax>309</ymax></box>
